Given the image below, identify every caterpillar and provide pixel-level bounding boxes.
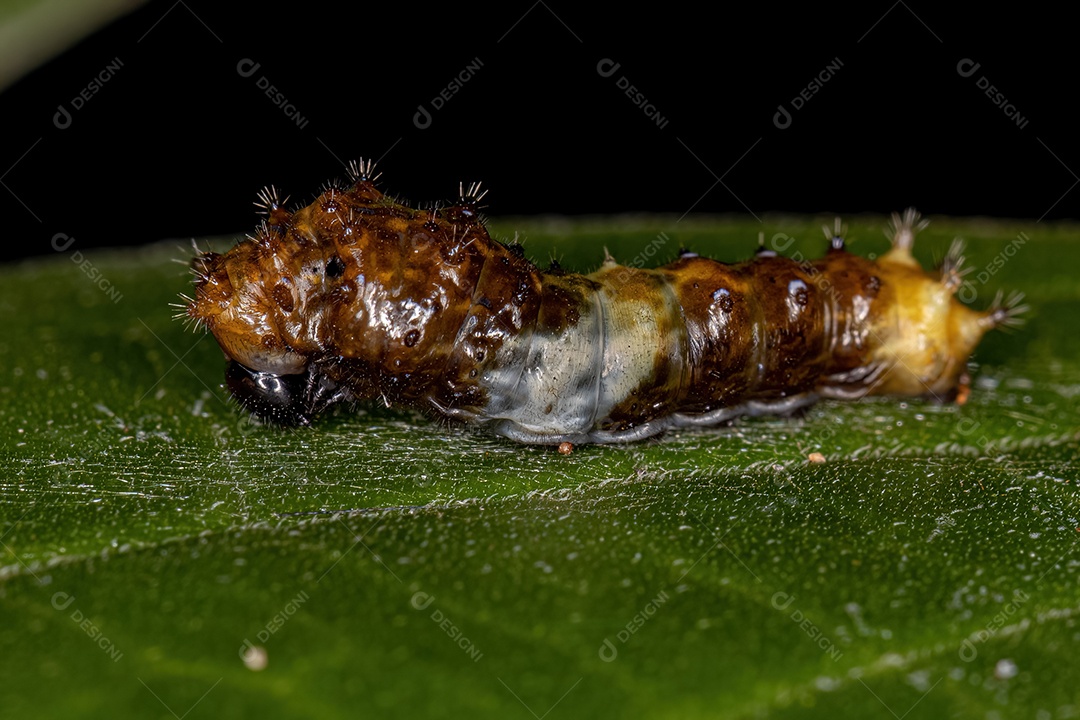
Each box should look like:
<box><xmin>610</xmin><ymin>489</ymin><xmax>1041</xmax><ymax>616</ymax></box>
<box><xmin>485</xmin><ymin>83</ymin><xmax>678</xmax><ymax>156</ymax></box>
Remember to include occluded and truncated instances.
<box><xmin>182</xmin><ymin>160</ymin><xmax>1025</xmax><ymax>446</ymax></box>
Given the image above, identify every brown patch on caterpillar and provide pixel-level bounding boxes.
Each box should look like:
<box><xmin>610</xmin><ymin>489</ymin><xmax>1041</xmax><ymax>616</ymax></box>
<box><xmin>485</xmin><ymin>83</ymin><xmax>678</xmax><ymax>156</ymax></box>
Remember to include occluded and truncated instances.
<box><xmin>184</xmin><ymin>164</ymin><xmax>1022</xmax><ymax>443</ymax></box>
<box><xmin>534</xmin><ymin>274</ymin><xmax>597</xmax><ymax>334</ymax></box>
<box><xmin>808</xmin><ymin>251</ymin><xmax>894</xmax><ymax>385</ymax></box>
<box><xmin>599</xmin><ymin>350</ymin><xmax>683</xmax><ymax>432</ymax></box>
<box><xmin>437</xmin><ymin>244</ymin><xmax>543</xmax><ymax>414</ymax></box>
<box><xmin>271</xmin><ymin>282</ymin><xmax>294</xmax><ymax>312</ymax></box>
<box><xmin>661</xmin><ymin>257</ymin><xmax>755</xmax><ymax>411</ymax></box>
<box><xmin>592</xmin><ymin>265</ymin><xmax>688</xmax><ymax>431</ymax></box>
<box><xmin>742</xmin><ymin>256</ymin><xmax>828</xmax><ymax>395</ymax></box>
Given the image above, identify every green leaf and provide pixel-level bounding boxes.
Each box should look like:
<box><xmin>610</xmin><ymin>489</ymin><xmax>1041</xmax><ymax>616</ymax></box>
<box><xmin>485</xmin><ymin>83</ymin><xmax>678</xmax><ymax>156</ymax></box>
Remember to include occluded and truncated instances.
<box><xmin>2</xmin><ymin>214</ymin><xmax>1078</xmax><ymax>719</ymax></box>
<box><xmin>0</xmin><ymin>0</ymin><xmax>148</xmax><ymax>92</ymax></box>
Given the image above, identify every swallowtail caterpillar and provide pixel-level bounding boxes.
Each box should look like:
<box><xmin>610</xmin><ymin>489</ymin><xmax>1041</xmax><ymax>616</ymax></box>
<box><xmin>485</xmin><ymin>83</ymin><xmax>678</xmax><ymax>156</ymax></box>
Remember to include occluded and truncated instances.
<box><xmin>182</xmin><ymin>160</ymin><xmax>1025</xmax><ymax>445</ymax></box>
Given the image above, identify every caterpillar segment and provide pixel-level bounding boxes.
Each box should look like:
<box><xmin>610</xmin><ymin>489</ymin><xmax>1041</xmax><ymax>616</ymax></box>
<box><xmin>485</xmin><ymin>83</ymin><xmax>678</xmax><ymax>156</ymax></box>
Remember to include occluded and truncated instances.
<box><xmin>184</xmin><ymin>162</ymin><xmax>1022</xmax><ymax>445</ymax></box>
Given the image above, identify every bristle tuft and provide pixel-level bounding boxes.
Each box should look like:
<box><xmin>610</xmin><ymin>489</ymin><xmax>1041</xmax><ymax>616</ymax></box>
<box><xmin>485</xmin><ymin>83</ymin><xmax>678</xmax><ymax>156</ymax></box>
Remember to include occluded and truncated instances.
<box><xmin>255</xmin><ymin>186</ymin><xmax>288</xmax><ymax>216</ymax></box>
<box><xmin>347</xmin><ymin>158</ymin><xmax>381</xmax><ymax>184</ymax></box>
<box><xmin>940</xmin><ymin>238</ymin><xmax>973</xmax><ymax>292</ymax></box>
<box><xmin>984</xmin><ymin>290</ymin><xmax>1029</xmax><ymax>330</ymax></box>
<box><xmin>885</xmin><ymin>207</ymin><xmax>928</xmax><ymax>251</ymax></box>
<box><xmin>459</xmin><ymin>181</ymin><xmax>489</xmax><ymax>205</ymax></box>
<box><xmin>823</xmin><ymin>216</ymin><xmax>847</xmax><ymax>250</ymax></box>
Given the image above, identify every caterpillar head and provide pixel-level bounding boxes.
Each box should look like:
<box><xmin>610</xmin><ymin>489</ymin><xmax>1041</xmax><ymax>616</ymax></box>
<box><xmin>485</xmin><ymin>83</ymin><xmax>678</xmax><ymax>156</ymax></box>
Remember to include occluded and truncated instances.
<box><xmin>185</xmin><ymin>242</ymin><xmax>314</xmax><ymax>377</ymax></box>
<box><xmin>185</xmin><ymin>228</ymin><xmax>353</xmax><ymax>425</ymax></box>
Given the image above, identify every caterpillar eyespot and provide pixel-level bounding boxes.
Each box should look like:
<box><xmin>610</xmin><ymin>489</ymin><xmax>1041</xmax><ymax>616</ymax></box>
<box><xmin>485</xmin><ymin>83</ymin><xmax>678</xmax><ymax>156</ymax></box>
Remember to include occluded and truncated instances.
<box><xmin>183</xmin><ymin>160</ymin><xmax>1026</xmax><ymax>445</ymax></box>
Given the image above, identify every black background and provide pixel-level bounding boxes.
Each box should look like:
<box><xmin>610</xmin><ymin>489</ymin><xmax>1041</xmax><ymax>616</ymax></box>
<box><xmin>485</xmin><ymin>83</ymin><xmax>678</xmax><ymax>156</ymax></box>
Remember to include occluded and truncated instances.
<box><xmin>1</xmin><ymin>2</ymin><xmax>1075</xmax><ymax>263</ymax></box>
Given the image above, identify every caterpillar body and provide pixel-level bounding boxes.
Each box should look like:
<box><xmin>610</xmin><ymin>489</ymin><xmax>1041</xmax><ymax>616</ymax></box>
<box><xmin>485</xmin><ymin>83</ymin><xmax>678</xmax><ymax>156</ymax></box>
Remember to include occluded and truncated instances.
<box><xmin>183</xmin><ymin>160</ymin><xmax>1024</xmax><ymax>446</ymax></box>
